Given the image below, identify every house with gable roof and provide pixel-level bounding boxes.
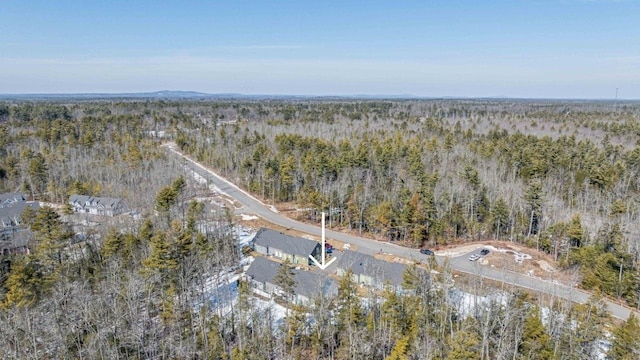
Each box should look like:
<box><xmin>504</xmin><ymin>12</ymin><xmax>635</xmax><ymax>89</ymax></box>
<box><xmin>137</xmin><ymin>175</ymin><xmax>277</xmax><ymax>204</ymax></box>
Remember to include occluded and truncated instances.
<box><xmin>0</xmin><ymin>192</ymin><xmax>39</xmax><ymax>253</ymax></box>
<box><xmin>244</xmin><ymin>256</ymin><xmax>338</xmax><ymax>305</ymax></box>
<box><xmin>0</xmin><ymin>193</ymin><xmax>27</xmax><ymax>208</ymax></box>
<box><xmin>69</xmin><ymin>194</ymin><xmax>125</xmax><ymax>216</ymax></box>
<box><xmin>252</xmin><ymin>227</ymin><xmax>322</xmax><ymax>266</ymax></box>
<box><xmin>336</xmin><ymin>250</ymin><xmax>411</xmax><ymax>291</ymax></box>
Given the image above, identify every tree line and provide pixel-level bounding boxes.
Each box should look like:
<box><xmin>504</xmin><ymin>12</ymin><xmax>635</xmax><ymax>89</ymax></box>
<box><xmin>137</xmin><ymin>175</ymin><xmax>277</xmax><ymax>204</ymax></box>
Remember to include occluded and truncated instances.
<box><xmin>1</xmin><ymin>100</ymin><xmax>640</xmax><ymax>359</ymax></box>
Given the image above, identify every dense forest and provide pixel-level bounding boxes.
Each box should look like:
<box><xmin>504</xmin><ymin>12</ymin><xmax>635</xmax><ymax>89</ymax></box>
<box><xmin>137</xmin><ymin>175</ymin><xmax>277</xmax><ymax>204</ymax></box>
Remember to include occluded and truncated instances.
<box><xmin>174</xmin><ymin>100</ymin><xmax>640</xmax><ymax>309</ymax></box>
<box><xmin>1</xmin><ymin>99</ymin><xmax>639</xmax><ymax>359</ymax></box>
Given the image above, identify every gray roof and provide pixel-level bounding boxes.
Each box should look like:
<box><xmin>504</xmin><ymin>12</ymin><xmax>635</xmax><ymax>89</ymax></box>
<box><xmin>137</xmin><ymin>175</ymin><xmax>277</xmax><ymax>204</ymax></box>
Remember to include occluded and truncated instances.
<box><xmin>245</xmin><ymin>257</ymin><xmax>337</xmax><ymax>299</ymax></box>
<box><xmin>1</xmin><ymin>229</ymin><xmax>32</xmax><ymax>248</ymax></box>
<box><xmin>70</xmin><ymin>194</ymin><xmax>91</xmax><ymax>204</ymax></box>
<box><xmin>0</xmin><ymin>193</ymin><xmax>26</xmax><ymax>207</ymax></box>
<box><xmin>253</xmin><ymin>228</ymin><xmax>320</xmax><ymax>258</ymax></box>
<box><xmin>69</xmin><ymin>194</ymin><xmax>122</xmax><ymax>208</ymax></box>
<box><xmin>0</xmin><ymin>201</ymin><xmax>40</xmax><ymax>229</ymax></box>
<box><xmin>336</xmin><ymin>250</ymin><xmax>408</xmax><ymax>286</ymax></box>
<box><xmin>245</xmin><ymin>256</ymin><xmax>282</xmax><ymax>284</ymax></box>
<box><xmin>293</xmin><ymin>268</ymin><xmax>338</xmax><ymax>299</ymax></box>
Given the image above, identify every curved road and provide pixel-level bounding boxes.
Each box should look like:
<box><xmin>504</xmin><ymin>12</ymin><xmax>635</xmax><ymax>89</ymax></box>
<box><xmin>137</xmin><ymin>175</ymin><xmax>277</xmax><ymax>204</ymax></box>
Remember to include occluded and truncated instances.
<box><xmin>165</xmin><ymin>143</ymin><xmax>638</xmax><ymax>321</ymax></box>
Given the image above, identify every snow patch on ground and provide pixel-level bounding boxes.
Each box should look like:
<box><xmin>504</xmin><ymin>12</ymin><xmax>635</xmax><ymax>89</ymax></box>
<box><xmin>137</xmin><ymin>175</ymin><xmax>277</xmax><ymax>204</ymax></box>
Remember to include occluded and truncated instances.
<box><xmin>453</xmin><ymin>289</ymin><xmax>609</xmax><ymax>359</ymax></box>
<box><xmin>196</xmin><ymin>226</ymin><xmax>257</xmax><ymax>314</ymax></box>
<box><xmin>192</xmin><ymin>171</ymin><xmax>208</xmax><ymax>185</ymax></box>
<box><xmin>209</xmin><ymin>184</ymin><xmax>226</xmax><ymax>196</ymax></box>
<box><xmin>236</xmin><ymin>226</ymin><xmax>256</xmax><ymax>248</ymax></box>
<box><xmin>240</xmin><ymin>256</ymin><xmax>255</xmax><ymax>269</ymax></box>
<box><xmin>253</xmin><ymin>298</ymin><xmax>289</xmax><ymax>329</ymax></box>
<box><xmin>240</xmin><ymin>214</ymin><xmax>259</xmax><ymax>221</ymax></box>
<box><xmin>207</xmin><ymin>274</ymin><xmax>240</xmax><ymax>316</ymax></box>
<box><xmin>492</xmin><ymin>248</ymin><xmax>533</xmax><ymax>263</ymax></box>
<box><xmin>450</xmin><ymin>288</ymin><xmax>509</xmax><ymax>318</ymax></box>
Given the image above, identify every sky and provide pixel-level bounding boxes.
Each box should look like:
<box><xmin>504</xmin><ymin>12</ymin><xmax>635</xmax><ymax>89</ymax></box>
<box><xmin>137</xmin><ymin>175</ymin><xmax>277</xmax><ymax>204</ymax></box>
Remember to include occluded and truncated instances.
<box><xmin>0</xmin><ymin>0</ymin><xmax>639</xmax><ymax>99</ymax></box>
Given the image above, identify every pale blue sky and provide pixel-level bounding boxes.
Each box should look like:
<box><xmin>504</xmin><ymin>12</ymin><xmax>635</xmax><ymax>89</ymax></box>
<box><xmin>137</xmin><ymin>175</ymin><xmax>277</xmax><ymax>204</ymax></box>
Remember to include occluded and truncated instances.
<box><xmin>1</xmin><ymin>0</ymin><xmax>639</xmax><ymax>98</ymax></box>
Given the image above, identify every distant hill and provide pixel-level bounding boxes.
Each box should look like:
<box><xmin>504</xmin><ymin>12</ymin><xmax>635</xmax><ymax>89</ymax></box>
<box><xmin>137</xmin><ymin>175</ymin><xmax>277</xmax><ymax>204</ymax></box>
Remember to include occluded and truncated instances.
<box><xmin>0</xmin><ymin>91</ymin><xmax>427</xmax><ymax>101</ymax></box>
<box><xmin>2</xmin><ymin>92</ymin><xmax>631</xmax><ymax>102</ymax></box>
<box><xmin>0</xmin><ymin>90</ymin><xmax>216</xmax><ymax>100</ymax></box>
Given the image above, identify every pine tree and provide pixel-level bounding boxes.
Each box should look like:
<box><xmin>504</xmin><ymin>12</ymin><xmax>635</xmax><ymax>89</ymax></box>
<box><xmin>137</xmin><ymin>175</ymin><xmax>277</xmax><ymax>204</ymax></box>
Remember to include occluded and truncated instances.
<box><xmin>28</xmin><ymin>206</ymin><xmax>73</xmax><ymax>279</ymax></box>
<box><xmin>492</xmin><ymin>197</ymin><xmax>510</xmax><ymax>238</ymax></box>
<box><xmin>386</xmin><ymin>335</ymin><xmax>410</xmax><ymax>360</ymax></box>
<box><xmin>101</xmin><ymin>229</ymin><xmax>124</xmax><ymax>259</ymax></box>
<box><xmin>336</xmin><ymin>270</ymin><xmax>365</xmax><ymax>357</ymax></box>
<box><xmin>558</xmin><ymin>298</ymin><xmax>609</xmax><ymax>359</ymax></box>
<box><xmin>156</xmin><ymin>186</ymin><xmax>178</xmax><ymax>219</ymax></box>
<box><xmin>273</xmin><ymin>258</ymin><xmax>296</xmax><ymax>302</ymax></box>
<box><xmin>608</xmin><ymin>314</ymin><xmax>640</xmax><ymax>360</ymax></box>
<box><xmin>2</xmin><ymin>257</ymin><xmax>42</xmax><ymax>308</ymax></box>
<box><xmin>284</xmin><ymin>304</ymin><xmax>309</xmax><ymax>355</ymax></box>
<box><xmin>524</xmin><ymin>179</ymin><xmax>544</xmax><ymax>236</ymax></box>
<box><xmin>139</xmin><ymin>218</ymin><xmax>154</xmax><ymax>242</ymax></box>
<box><xmin>141</xmin><ymin>231</ymin><xmax>178</xmax><ymax>284</ymax></box>
<box><xmin>447</xmin><ymin>328</ymin><xmax>480</xmax><ymax>359</ymax></box>
<box><xmin>519</xmin><ymin>308</ymin><xmax>553</xmax><ymax>360</ymax></box>
<box><xmin>567</xmin><ymin>213</ymin><xmax>584</xmax><ymax>247</ymax></box>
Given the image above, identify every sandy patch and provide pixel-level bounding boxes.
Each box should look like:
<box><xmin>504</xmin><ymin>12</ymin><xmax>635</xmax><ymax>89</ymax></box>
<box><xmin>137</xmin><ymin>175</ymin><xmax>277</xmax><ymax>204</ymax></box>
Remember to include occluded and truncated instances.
<box><xmin>436</xmin><ymin>243</ymin><xmax>487</xmax><ymax>257</ymax></box>
<box><xmin>537</xmin><ymin>260</ymin><xmax>557</xmax><ymax>273</ymax></box>
<box><xmin>374</xmin><ymin>253</ymin><xmax>416</xmax><ymax>265</ymax></box>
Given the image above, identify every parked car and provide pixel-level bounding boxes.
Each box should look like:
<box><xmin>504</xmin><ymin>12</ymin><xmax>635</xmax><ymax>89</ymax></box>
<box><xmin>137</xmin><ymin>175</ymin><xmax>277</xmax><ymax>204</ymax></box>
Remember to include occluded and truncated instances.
<box><xmin>325</xmin><ymin>243</ymin><xmax>333</xmax><ymax>253</ymax></box>
<box><xmin>420</xmin><ymin>249</ymin><xmax>434</xmax><ymax>255</ymax></box>
<box><xmin>480</xmin><ymin>248</ymin><xmax>490</xmax><ymax>256</ymax></box>
<box><xmin>469</xmin><ymin>254</ymin><xmax>481</xmax><ymax>261</ymax></box>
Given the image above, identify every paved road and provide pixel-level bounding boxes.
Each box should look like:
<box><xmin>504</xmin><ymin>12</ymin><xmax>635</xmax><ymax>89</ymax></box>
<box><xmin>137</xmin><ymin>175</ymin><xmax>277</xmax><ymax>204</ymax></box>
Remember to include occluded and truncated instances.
<box><xmin>165</xmin><ymin>143</ymin><xmax>638</xmax><ymax>320</ymax></box>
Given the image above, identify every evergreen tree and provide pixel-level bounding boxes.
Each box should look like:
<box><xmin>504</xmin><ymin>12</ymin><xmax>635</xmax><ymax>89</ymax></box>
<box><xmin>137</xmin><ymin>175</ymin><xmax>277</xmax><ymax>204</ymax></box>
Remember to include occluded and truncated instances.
<box><xmin>524</xmin><ymin>179</ymin><xmax>544</xmax><ymax>236</ymax></box>
<box><xmin>28</xmin><ymin>206</ymin><xmax>73</xmax><ymax>279</ymax></box>
<box><xmin>139</xmin><ymin>218</ymin><xmax>155</xmax><ymax>242</ymax></box>
<box><xmin>567</xmin><ymin>213</ymin><xmax>584</xmax><ymax>247</ymax></box>
<box><xmin>558</xmin><ymin>298</ymin><xmax>609</xmax><ymax>359</ymax></box>
<box><xmin>273</xmin><ymin>258</ymin><xmax>296</xmax><ymax>302</ymax></box>
<box><xmin>141</xmin><ymin>231</ymin><xmax>178</xmax><ymax>285</ymax></box>
<box><xmin>336</xmin><ymin>270</ymin><xmax>365</xmax><ymax>357</ymax></box>
<box><xmin>608</xmin><ymin>314</ymin><xmax>640</xmax><ymax>360</ymax></box>
<box><xmin>447</xmin><ymin>327</ymin><xmax>480</xmax><ymax>359</ymax></box>
<box><xmin>386</xmin><ymin>335</ymin><xmax>410</xmax><ymax>360</ymax></box>
<box><xmin>492</xmin><ymin>197</ymin><xmax>510</xmax><ymax>238</ymax></box>
<box><xmin>1</xmin><ymin>257</ymin><xmax>42</xmax><ymax>308</ymax></box>
<box><xmin>519</xmin><ymin>308</ymin><xmax>553</xmax><ymax>360</ymax></box>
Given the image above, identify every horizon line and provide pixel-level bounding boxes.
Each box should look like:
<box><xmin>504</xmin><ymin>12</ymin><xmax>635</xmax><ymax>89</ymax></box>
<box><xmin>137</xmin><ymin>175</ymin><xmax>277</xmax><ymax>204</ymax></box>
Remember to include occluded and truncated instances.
<box><xmin>0</xmin><ymin>90</ymin><xmax>637</xmax><ymax>102</ymax></box>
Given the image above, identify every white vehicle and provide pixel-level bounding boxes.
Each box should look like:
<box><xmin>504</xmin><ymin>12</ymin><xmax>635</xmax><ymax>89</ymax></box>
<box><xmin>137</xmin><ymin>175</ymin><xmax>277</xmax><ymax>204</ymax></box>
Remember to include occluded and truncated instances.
<box><xmin>469</xmin><ymin>254</ymin><xmax>481</xmax><ymax>261</ymax></box>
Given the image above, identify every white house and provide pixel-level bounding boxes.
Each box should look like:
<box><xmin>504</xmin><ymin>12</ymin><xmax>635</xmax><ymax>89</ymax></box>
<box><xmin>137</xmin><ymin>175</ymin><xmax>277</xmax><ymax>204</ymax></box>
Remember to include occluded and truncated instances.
<box><xmin>69</xmin><ymin>194</ymin><xmax>125</xmax><ymax>216</ymax></box>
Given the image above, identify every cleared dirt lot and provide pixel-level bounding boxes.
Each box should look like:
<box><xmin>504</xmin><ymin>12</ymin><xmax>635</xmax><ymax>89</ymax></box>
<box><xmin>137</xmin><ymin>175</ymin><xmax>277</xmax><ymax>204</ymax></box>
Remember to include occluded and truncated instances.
<box><xmin>437</xmin><ymin>240</ymin><xmax>579</xmax><ymax>286</ymax></box>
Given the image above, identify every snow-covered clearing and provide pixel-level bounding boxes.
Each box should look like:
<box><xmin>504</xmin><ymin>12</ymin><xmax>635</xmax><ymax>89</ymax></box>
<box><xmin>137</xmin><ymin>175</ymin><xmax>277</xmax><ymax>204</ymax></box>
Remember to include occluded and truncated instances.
<box><xmin>196</xmin><ymin>227</ymin><xmax>257</xmax><ymax>313</ymax></box>
<box><xmin>240</xmin><ymin>214</ymin><xmax>259</xmax><ymax>221</ymax></box>
<box><xmin>252</xmin><ymin>298</ymin><xmax>289</xmax><ymax>328</ymax></box>
<box><xmin>192</xmin><ymin>171</ymin><xmax>208</xmax><ymax>185</ymax></box>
